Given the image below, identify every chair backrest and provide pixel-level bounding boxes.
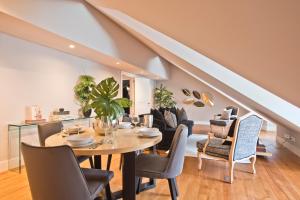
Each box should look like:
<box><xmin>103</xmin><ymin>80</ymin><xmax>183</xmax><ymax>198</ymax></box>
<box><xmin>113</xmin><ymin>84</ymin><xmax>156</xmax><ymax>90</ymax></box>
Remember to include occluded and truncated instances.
<box><xmin>38</xmin><ymin>121</ymin><xmax>63</xmax><ymax>146</ymax></box>
<box><xmin>230</xmin><ymin>114</ymin><xmax>263</xmax><ymax>161</ymax></box>
<box><xmin>226</xmin><ymin>106</ymin><xmax>239</xmax><ymax>116</ymax></box>
<box><xmin>165</xmin><ymin>124</ymin><xmax>188</xmax><ymax>178</ymax></box>
<box><xmin>21</xmin><ymin>143</ymin><xmax>91</xmax><ymax>200</ymax></box>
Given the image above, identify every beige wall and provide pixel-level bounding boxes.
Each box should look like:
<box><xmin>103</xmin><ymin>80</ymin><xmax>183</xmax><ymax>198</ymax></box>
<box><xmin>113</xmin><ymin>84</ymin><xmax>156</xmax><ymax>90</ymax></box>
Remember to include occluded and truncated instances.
<box><xmin>157</xmin><ymin>66</ymin><xmax>247</xmax><ymax>122</ymax></box>
<box><xmin>98</xmin><ymin>0</ymin><xmax>300</xmax><ymax>107</ymax></box>
<box><xmin>0</xmin><ymin>33</ymin><xmax>121</xmax><ymax>171</ymax></box>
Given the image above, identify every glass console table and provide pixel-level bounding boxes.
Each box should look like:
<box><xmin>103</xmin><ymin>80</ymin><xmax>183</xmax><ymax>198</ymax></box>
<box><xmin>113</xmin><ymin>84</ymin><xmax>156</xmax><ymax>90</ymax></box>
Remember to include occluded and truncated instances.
<box><xmin>8</xmin><ymin>117</ymin><xmax>93</xmax><ymax>173</ymax></box>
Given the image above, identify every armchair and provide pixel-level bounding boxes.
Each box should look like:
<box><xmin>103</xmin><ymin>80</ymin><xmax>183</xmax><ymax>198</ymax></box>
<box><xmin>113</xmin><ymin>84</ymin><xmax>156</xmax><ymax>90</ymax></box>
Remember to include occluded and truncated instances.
<box><xmin>197</xmin><ymin>113</ymin><xmax>263</xmax><ymax>183</ymax></box>
<box><xmin>209</xmin><ymin>106</ymin><xmax>239</xmax><ymax>139</ymax></box>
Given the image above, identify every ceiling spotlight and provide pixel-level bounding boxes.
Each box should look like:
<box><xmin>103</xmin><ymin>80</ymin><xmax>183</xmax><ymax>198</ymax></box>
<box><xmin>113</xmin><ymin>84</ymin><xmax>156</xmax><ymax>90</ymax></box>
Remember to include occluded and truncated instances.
<box><xmin>69</xmin><ymin>44</ymin><xmax>75</xmax><ymax>49</ymax></box>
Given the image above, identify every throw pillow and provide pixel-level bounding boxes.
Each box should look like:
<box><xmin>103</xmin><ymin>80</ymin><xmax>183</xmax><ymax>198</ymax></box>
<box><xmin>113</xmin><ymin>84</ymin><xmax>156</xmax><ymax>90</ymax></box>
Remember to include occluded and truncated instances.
<box><xmin>151</xmin><ymin>109</ymin><xmax>164</xmax><ymax>122</ymax></box>
<box><xmin>164</xmin><ymin>110</ymin><xmax>177</xmax><ymax>128</ymax></box>
<box><xmin>220</xmin><ymin>109</ymin><xmax>232</xmax><ymax>120</ymax></box>
<box><xmin>177</xmin><ymin>108</ymin><xmax>188</xmax><ymax>123</ymax></box>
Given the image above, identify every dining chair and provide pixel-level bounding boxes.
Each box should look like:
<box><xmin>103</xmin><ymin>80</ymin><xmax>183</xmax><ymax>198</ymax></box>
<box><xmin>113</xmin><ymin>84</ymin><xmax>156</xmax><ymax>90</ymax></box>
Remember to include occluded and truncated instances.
<box><xmin>135</xmin><ymin>124</ymin><xmax>188</xmax><ymax>200</ymax></box>
<box><xmin>37</xmin><ymin>121</ymin><xmax>94</xmax><ymax>168</ymax></box>
<box><xmin>197</xmin><ymin>113</ymin><xmax>263</xmax><ymax>183</ymax></box>
<box><xmin>21</xmin><ymin>142</ymin><xmax>113</xmax><ymax>200</ymax></box>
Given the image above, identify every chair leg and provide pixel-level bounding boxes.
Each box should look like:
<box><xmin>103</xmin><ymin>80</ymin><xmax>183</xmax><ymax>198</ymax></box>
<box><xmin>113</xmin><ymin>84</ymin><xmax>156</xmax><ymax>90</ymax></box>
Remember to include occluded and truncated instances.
<box><xmin>119</xmin><ymin>154</ymin><xmax>123</xmax><ymax>170</ymax></box>
<box><xmin>106</xmin><ymin>154</ymin><xmax>112</xmax><ymax>170</ymax></box>
<box><xmin>136</xmin><ymin>177</ymin><xmax>141</xmax><ymax>194</ymax></box>
<box><xmin>228</xmin><ymin>161</ymin><xmax>235</xmax><ymax>184</ymax></box>
<box><xmin>151</xmin><ymin>145</ymin><xmax>157</xmax><ymax>154</ymax></box>
<box><xmin>172</xmin><ymin>178</ymin><xmax>179</xmax><ymax>197</ymax></box>
<box><xmin>105</xmin><ymin>184</ymin><xmax>112</xmax><ymax>200</ymax></box>
<box><xmin>198</xmin><ymin>152</ymin><xmax>202</xmax><ymax>170</ymax></box>
<box><xmin>168</xmin><ymin>179</ymin><xmax>177</xmax><ymax>200</ymax></box>
<box><xmin>250</xmin><ymin>156</ymin><xmax>257</xmax><ymax>174</ymax></box>
<box><xmin>89</xmin><ymin>157</ymin><xmax>94</xmax><ymax>168</ymax></box>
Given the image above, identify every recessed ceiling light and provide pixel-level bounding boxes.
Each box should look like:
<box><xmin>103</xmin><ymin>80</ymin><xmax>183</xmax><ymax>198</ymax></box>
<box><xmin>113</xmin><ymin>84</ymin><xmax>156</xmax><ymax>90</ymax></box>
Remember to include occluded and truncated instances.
<box><xmin>116</xmin><ymin>62</ymin><xmax>120</xmax><ymax>65</ymax></box>
<box><xmin>69</xmin><ymin>44</ymin><xmax>75</xmax><ymax>49</ymax></box>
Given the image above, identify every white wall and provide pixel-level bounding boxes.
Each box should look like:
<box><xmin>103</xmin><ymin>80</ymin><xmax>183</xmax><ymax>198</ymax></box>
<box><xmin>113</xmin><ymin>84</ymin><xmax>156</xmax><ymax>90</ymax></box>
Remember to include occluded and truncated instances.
<box><xmin>0</xmin><ymin>33</ymin><xmax>121</xmax><ymax>171</ymax></box>
<box><xmin>0</xmin><ymin>0</ymin><xmax>170</xmax><ymax>79</ymax></box>
<box><xmin>157</xmin><ymin>66</ymin><xmax>247</xmax><ymax>122</ymax></box>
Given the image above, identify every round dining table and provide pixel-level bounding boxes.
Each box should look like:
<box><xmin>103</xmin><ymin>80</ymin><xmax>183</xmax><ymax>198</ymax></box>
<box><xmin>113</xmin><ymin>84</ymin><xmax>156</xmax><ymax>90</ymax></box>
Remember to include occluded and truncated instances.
<box><xmin>46</xmin><ymin>128</ymin><xmax>162</xmax><ymax>200</ymax></box>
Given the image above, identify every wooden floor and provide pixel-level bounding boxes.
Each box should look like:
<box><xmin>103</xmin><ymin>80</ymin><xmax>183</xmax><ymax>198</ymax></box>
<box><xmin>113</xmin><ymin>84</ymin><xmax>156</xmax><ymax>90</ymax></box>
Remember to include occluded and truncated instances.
<box><xmin>1</xmin><ymin>132</ymin><xmax>300</xmax><ymax>200</ymax></box>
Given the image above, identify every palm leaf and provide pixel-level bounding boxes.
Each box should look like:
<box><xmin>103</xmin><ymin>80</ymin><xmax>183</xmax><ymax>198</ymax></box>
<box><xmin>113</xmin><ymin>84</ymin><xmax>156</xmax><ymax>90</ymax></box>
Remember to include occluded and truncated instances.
<box><xmin>89</xmin><ymin>77</ymin><xmax>131</xmax><ymax>119</ymax></box>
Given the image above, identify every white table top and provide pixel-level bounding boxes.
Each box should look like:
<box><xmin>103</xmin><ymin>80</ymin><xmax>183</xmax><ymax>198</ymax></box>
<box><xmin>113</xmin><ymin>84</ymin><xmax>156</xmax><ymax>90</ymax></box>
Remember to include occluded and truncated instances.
<box><xmin>45</xmin><ymin>128</ymin><xmax>162</xmax><ymax>156</ymax></box>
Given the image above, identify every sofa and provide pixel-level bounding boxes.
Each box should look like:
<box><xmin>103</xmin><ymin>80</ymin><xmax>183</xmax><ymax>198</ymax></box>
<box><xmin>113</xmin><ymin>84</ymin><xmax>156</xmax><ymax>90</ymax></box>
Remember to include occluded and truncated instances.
<box><xmin>150</xmin><ymin>107</ymin><xmax>194</xmax><ymax>150</ymax></box>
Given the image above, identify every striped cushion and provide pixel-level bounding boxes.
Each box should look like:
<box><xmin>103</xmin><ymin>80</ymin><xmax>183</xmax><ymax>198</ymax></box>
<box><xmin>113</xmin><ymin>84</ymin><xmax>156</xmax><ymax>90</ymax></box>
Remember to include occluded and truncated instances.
<box><xmin>197</xmin><ymin>138</ymin><xmax>231</xmax><ymax>159</ymax></box>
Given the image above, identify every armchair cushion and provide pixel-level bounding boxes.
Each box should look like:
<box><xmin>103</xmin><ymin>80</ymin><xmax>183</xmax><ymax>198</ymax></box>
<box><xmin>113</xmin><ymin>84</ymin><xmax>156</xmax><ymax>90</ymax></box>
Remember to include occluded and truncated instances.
<box><xmin>210</xmin><ymin>119</ymin><xmax>230</xmax><ymax>126</ymax></box>
<box><xmin>220</xmin><ymin>109</ymin><xmax>232</xmax><ymax>120</ymax></box>
<box><xmin>151</xmin><ymin>109</ymin><xmax>166</xmax><ymax>130</ymax></box>
<box><xmin>176</xmin><ymin>108</ymin><xmax>188</xmax><ymax>123</ymax></box>
<box><xmin>197</xmin><ymin>138</ymin><xmax>231</xmax><ymax>159</ymax></box>
<box><xmin>226</xmin><ymin>106</ymin><xmax>239</xmax><ymax>116</ymax></box>
<box><xmin>164</xmin><ymin>110</ymin><xmax>177</xmax><ymax>128</ymax></box>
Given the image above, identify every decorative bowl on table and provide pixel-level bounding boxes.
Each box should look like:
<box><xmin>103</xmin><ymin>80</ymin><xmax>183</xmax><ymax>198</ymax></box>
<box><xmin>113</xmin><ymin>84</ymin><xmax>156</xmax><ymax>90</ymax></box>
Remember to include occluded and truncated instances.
<box><xmin>118</xmin><ymin>122</ymin><xmax>132</xmax><ymax>129</ymax></box>
<box><xmin>65</xmin><ymin>126</ymin><xmax>85</xmax><ymax>135</ymax></box>
<box><xmin>138</xmin><ymin>128</ymin><xmax>160</xmax><ymax>137</ymax></box>
<box><xmin>66</xmin><ymin>134</ymin><xmax>94</xmax><ymax>147</ymax></box>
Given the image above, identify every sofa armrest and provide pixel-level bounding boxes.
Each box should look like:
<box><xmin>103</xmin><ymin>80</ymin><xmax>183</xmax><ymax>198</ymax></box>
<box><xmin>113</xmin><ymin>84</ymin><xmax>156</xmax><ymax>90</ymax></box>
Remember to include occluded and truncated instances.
<box><xmin>179</xmin><ymin>120</ymin><xmax>194</xmax><ymax>136</ymax></box>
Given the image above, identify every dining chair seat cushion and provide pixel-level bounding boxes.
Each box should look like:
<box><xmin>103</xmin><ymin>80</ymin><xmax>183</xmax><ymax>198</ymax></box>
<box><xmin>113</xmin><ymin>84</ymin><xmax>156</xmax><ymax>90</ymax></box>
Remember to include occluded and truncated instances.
<box><xmin>136</xmin><ymin>153</ymin><xmax>169</xmax><ymax>179</ymax></box>
<box><xmin>81</xmin><ymin>168</ymin><xmax>114</xmax><ymax>199</ymax></box>
<box><xmin>197</xmin><ymin>138</ymin><xmax>231</xmax><ymax>159</ymax></box>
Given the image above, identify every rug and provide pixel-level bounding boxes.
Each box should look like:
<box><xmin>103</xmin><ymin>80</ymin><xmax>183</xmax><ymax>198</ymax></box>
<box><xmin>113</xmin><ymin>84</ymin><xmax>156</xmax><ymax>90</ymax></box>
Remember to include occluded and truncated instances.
<box><xmin>185</xmin><ymin>134</ymin><xmax>207</xmax><ymax>157</ymax></box>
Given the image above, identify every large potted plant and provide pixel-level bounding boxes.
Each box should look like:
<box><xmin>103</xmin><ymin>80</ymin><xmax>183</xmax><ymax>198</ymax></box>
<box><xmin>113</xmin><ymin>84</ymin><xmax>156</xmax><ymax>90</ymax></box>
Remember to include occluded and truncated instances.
<box><xmin>154</xmin><ymin>84</ymin><xmax>176</xmax><ymax>108</ymax></box>
<box><xmin>74</xmin><ymin>75</ymin><xmax>96</xmax><ymax>117</ymax></box>
<box><xmin>89</xmin><ymin>77</ymin><xmax>131</xmax><ymax>137</ymax></box>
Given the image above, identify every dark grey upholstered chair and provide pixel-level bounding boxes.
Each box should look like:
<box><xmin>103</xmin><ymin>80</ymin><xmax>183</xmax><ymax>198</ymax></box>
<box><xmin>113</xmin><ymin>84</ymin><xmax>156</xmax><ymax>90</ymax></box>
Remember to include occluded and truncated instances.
<box><xmin>21</xmin><ymin>143</ymin><xmax>113</xmax><ymax>200</ymax></box>
<box><xmin>37</xmin><ymin>121</ymin><xmax>94</xmax><ymax>167</ymax></box>
<box><xmin>135</xmin><ymin>124</ymin><xmax>188</xmax><ymax>200</ymax></box>
<box><xmin>198</xmin><ymin>113</ymin><xmax>263</xmax><ymax>183</ymax></box>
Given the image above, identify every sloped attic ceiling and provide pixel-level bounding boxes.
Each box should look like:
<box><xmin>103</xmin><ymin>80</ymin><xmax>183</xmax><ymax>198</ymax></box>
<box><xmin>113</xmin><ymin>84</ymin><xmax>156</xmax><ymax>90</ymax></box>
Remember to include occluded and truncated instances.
<box><xmin>86</xmin><ymin>0</ymin><xmax>300</xmax><ymax>132</ymax></box>
<box><xmin>90</xmin><ymin>0</ymin><xmax>300</xmax><ymax>108</ymax></box>
<box><xmin>0</xmin><ymin>0</ymin><xmax>170</xmax><ymax>80</ymax></box>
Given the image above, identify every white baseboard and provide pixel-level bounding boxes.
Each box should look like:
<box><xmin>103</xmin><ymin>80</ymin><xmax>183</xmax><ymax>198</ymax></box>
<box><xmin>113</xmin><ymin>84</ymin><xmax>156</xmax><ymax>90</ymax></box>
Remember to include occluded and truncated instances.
<box><xmin>277</xmin><ymin>136</ymin><xmax>300</xmax><ymax>158</ymax></box>
<box><xmin>0</xmin><ymin>160</ymin><xmax>8</xmax><ymax>173</ymax></box>
<box><xmin>0</xmin><ymin>157</ymin><xmax>24</xmax><ymax>173</ymax></box>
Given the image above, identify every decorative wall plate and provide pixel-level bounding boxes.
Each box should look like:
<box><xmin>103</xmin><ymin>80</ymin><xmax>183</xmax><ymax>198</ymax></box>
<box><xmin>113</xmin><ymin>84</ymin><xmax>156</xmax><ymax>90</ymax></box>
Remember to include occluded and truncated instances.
<box><xmin>192</xmin><ymin>90</ymin><xmax>201</xmax><ymax>99</ymax></box>
<box><xmin>183</xmin><ymin>98</ymin><xmax>195</xmax><ymax>104</ymax></box>
<box><xmin>182</xmin><ymin>89</ymin><xmax>191</xmax><ymax>96</ymax></box>
<box><xmin>201</xmin><ymin>92</ymin><xmax>214</xmax><ymax>107</ymax></box>
<box><xmin>194</xmin><ymin>101</ymin><xmax>205</xmax><ymax>107</ymax></box>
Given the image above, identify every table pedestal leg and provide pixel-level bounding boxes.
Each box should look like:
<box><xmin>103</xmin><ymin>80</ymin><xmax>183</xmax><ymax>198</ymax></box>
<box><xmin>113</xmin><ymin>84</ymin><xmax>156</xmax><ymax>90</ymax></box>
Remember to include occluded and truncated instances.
<box><xmin>112</xmin><ymin>151</ymin><xmax>136</xmax><ymax>199</ymax></box>
<box><xmin>122</xmin><ymin>151</ymin><xmax>136</xmax><ymax>200</ymax></box>
<box><xmin>94</xmin><ymin>155</ymin><xmax>102</xmax><ymax>169</ymax></box>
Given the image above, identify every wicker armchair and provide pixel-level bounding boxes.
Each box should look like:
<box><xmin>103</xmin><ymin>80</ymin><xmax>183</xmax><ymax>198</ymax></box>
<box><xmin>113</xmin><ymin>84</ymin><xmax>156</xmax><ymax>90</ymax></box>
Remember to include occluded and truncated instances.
<box><xmin>197</xmin><ymin>113</ymin><xmax>263</xmax><ymax>183</ymax></box>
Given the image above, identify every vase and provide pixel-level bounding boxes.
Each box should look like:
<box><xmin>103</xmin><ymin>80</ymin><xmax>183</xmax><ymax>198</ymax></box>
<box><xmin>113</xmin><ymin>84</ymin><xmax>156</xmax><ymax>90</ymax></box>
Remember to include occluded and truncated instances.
<box><xmin>93</xmin><ymin>117</ymin><xmax>118</xmax><ymax>144</ymax></box>
<box><xmin>93</xmin><ymin>118</ymin><xmax>106</xmax><ymax>136</ymax></box>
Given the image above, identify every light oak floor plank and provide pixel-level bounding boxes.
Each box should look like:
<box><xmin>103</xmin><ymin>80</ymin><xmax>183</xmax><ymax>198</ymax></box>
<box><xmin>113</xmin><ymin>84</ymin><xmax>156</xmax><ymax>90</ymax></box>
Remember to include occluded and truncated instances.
<box><xmin>0</xmin><ymin>131</ymin><xmax>300</xmax><ymax>199</ymax></box>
